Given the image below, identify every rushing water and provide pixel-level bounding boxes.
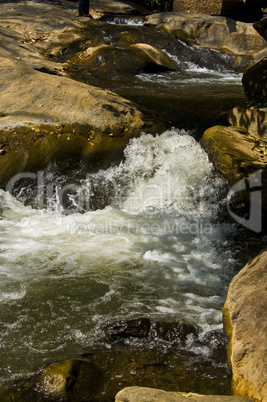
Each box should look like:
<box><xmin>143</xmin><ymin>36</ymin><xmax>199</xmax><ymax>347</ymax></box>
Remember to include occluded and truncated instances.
<box><xmin>0</xmin><ymin>17</ymin><xmax>263</xmax><ymax>396</ymax></box>
<box><xmin>0</xmin><ymin>128</ymin><xmax>248</xmax><ymax>388</ymax></box>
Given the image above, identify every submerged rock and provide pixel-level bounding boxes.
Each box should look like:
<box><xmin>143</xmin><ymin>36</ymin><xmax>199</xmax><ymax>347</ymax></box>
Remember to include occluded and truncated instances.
<box><xmin>0</xmin><ymin>321</ymin><xmax>232</xmax><ymax>400</ymax></box>
<box><xmin>223</xmin><ymin>250</ymin><xmax>267</xmax><ymax>401</ymax></box>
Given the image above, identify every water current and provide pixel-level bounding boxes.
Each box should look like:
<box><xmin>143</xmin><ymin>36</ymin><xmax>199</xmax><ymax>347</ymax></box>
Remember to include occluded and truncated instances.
<box><xmin>0</xmin><ymin>17</ymin><xmax>265</xmax><ymax>397</ymax></box>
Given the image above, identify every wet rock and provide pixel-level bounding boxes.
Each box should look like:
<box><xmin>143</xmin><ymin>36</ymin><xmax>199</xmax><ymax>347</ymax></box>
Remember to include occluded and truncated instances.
<box><xmin>106</xmin><ymin>317</ymin><xmax>198</xmax><ymax>345</ymax></box>
<box><xmin>66</xmin><ymin>42</ymin><xmax>178</xmax><ymax>77</ymax></box>
<box><xmin>0</xmin><ymin>330</ymin><xmax>233</xmax><ymax>401</ymax></box>
<box><xmin>242</xmin><ymin>57</ymin><xmax>267</xmax><ymax>102</ymax></box>
<box><xmin>38</xmin><ymin>357</ymin><xmax>104</xmax><ymax>401</ymax></box>
<box><xmin>115</xmin><ymin>386</ymin><xmax>251</xmax><ymax>401</ymax></box>
<box><xmin>223</xmin><ymin>249</ymin><xmax>267</xmax><ymax>401</ymax></box>
<box><xmin>200</xmin><ymin>125</ymin><xmax>267</xmax><ymax>231</ymax></box>
<box><xmin>145</xmin><ymin>13</ymin><xmax>266</xmax><ymax>60</ymax></box>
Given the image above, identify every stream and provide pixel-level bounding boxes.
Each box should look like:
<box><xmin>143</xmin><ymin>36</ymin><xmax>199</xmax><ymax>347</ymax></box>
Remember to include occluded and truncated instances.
<box><xmin>0</xmin><ymin>16</ymin><xmax>266</xmax><ymax>400</ymax></box>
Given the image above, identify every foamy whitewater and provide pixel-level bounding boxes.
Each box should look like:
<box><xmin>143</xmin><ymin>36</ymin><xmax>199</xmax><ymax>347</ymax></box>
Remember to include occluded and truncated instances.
<box><xmin>0</xmin><ymin>129</ymin><xmax>238</xmax><ymax>383</ymax></box>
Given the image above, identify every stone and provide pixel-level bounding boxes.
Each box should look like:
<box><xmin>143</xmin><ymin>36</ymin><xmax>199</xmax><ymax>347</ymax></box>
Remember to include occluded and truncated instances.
<box><xmin>66</xmin><ymin>42</ymin><xmax>178</xmax><ymax>77</ymax></box>
<box><xmin>0</xmin><ymin>57</ymin><xmax>143</xmax><ymax>131</ymax></box>
<box><xmin>106</xmin><ymin>317</ymin><xmax>198</xmax><ymax>344</ymax></box>
<box><xmin>242</xmin><ymin>57</ymin><xmax>267</xmax><ymax>102</ymax></box>
<box><xmin>90</xmin><ymin>0</ymin><xmax>150</xmax><ymax>19</ymax></box>
<box><xmin>200</xmin><ymin>125</ymin><xmax>267</xmax><ymax>231</ymax></box>
<box><xmin>115</xmin><ymin>386</ymin><xmax>251</xmax><ymax>401</ymax></box>
<box><xmin>38</xmin><ymin>357</ymin><xmax>105</xmax><ymax>400</ymax></box>
<box><xmin>228</xmin><ymin>106</ymin><xmax>267</xmax><ymax>141</ymax></box>
<box><xmin>223</xmin><ymin>250</ymin><xmax>267</xmax><ymax>401</ymax></box>
<box><xmin>145</xmin><ymin>13</ymin><xmax>266</xmax><ymax>59</ymax></box>
<box><xmin>172</xmin><ymin>0</ymin><xmax>263</xmax><ymax>22</ymax></box>
<box><xmin>253</xmin><ymin>17</ymin><xmax>267</xmax><ymax>41</ymax></box>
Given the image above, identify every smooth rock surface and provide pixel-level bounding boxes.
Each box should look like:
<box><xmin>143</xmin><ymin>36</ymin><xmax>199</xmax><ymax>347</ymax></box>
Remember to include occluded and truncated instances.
<box><xmin>223</xmin><ymin>250</ymin><xmax>267</xmax><ymax>401</ymax></box>
<box><xmin>0</xmin><ymin>57</ymin><xmax>143</xmax><ymax>130</ymax></box>
<box><xmin>145</xmin><ymin>13</ymin><xmax>266</xmax><ymax>59</ymax></box>
<box><xmin>115</xmin><ymin>386</ymin><xmax>251</xmax><ymax>401</ymax></box>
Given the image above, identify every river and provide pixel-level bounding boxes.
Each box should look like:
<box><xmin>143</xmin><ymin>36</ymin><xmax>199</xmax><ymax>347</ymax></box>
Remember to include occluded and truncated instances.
<box><xmin>0</xmin><ymin>16</ymin><xmax>265</xmax><ymax>400</ymax></box>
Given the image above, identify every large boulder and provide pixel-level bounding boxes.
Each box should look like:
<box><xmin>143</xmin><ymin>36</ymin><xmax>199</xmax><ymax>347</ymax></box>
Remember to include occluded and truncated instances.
<box><xmin>145</xmin><ymin>13</ymin><xmax>266</xmax><ymax>60</ymax></box>
<box><xmin>115</xmin><ymin>386</ymin><xmax>251</xmax><ymax>401</ymax></box>
<box><xmin>223</xmin><ymin>250</ymin><xmax>267</xmax><ymax>401</ymax></box>
<box><xmin>172</xmin><ymin>0</ymin><xmax>263</xmax><ymax>22</ymax></box>
<box><xmin>0</xmin><ymin>58</ymin><xmax>143</xmax><ymax>131</ymax></box>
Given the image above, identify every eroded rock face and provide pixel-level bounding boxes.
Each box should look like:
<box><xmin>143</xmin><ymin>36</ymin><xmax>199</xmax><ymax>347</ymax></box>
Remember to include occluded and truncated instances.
<box><xmin>115</xmin><ymin>386</ymin><xmax>251</xmax><ymax>402</ymax></box>
<box><xmin>145</xmin><ymin>13</ymin><xmax>266</xmax><ymax>60</ymax></box>
<box><xmin>228</xmin><ymin>106</ymin><xmax>267</xmax><ymax>141</ymax></box>
<box><xmin>223</xmin><ymin>250</ymin><xmax>267</xmax><ymax>401</ymax></box>
<box><xmin>172</xmin><ymin>0</ymin><xmax>263</xmax><ymax>22</ymax></box>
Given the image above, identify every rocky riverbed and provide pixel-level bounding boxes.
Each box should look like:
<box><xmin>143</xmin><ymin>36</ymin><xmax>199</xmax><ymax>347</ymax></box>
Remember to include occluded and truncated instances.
<box><xmin>0</xmin><ymin>0</ymin><xmax>266</xmax><ymax>401</ymax></box>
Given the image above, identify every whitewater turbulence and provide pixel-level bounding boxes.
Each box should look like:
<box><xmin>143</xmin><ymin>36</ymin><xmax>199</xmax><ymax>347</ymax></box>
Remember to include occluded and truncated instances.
<box><xmin>0</xmin><ymin>129</ymin><xmax>236</xmax><ymax>384</ymax></box>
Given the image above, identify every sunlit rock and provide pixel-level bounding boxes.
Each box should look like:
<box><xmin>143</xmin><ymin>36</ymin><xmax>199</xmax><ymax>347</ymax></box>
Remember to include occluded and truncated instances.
<box><xmin>200</xmin><ymin>125</ymin><xmax>267</xmax><ymax>231</ymax></box>
<box><xmin>115</xmin><ymin>386</ymin><xmax>251</xmax><ymax>401</ymax></box>
<box><xmin>228</xmin><ymin>106</ymin><xmax>267</xmax><ymax>141</ymax></box>
<box><xmin>172</xmin><ymin>0</ymin><xmax>263</xmax><ymax>22</ymax></box>
<box><xmin>145</xmin><ymin>13</ymin><xmax>266</xmax><ymax>60</ymax></box>
<box><xmin>223</xmin><ymin>250</ymin><xmax>267</xmax><ymax>401</ymax></box>
<box><xmin>66</xmin><ymin>42</ymin><xmax>178</xmax><ymax>76</ymax></box>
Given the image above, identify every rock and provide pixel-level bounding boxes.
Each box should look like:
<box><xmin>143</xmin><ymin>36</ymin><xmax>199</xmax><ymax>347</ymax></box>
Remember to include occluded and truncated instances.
<box><xmin>228</xmin><ymin>106</ymin><xmax>267</xmax><ymax>141</ymax></box>
<box><xmin>242</xmin><ymin>57</ymin><xmax>267</xmax><ymax>102</ymax></box>
<box><xmin>0</xmin><ymin>57</ymin><xmax>143</xmax><ymax>131</ymax></box>
<box><xmin>200</xmin><ymin>125</ymin><xmax>267</xmax><ymax>231</ymax></box>
<box><xmin>145</xmin><ymin>13</ymin><xmax>266</xmax><ymax>60</ymax></box>
<box><xmin>38</xmin><ymin>357</ymin><xmax>104</xmax><ymax>401</ymax></box>
<box><xmin>90</xmin><ymin>0</ymin><xmax>150</xmax><ymax>19</ymax></box>
<box><xmin>106</xmin><ymin>317</ymin><xmax>198</xmax><ymax>344</ymax></box>
<box><xmin>66</xmin><ymin>42</ymin><xmax>178</xmax><ymax>77</ymax></box>
<box><xmin>223</xmin><ymin>250</ymin><xmax>267</xmax><ymax>401</ymax></box>
<box><xmin>115</xmin><ymin>386</ymin><xmax>251</xmax><ymax>401</ymax></box>
<box><xmin>253</xmin><ymin>17</ymin><xmax>267</xmax><ymax>41</ymax></box>
<box><xmin>172</xmin><ymin>0</ymin><xmax>264</xmax><ymax>22</ymax></box>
